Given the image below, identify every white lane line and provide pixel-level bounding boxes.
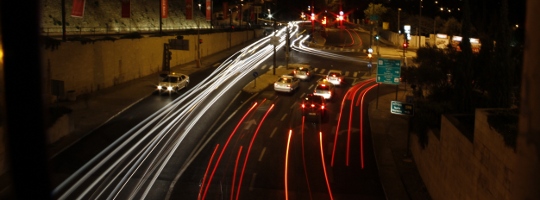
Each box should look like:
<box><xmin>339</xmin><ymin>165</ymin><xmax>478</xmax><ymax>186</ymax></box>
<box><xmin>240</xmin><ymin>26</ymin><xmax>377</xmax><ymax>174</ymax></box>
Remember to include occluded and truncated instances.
<box><xmin>270</xmin><ymin>127</ymin><xmax>278</xmax><ymax>138</ymax></box>
<box><xmin>290</xmin><ymin>102</ymin><xmax>297</xmax><ymax>110</ymax></box>
<box><xmin>261</xmin><ymin>64</ymin><xmax>268</xmax><ymax>70</ymax></box>
<box><xmin>281</xmin><ymin>113</ymin><xmax>288</xmax><ymax>121</ymax></box>
<box><xmin>249</xmin><ymin>173</ymin><xmax>257</xmax><ymax>191</ymax></box>
<box><xmin>258</xmin><ymin>147</ymin><xmax>267</xmax><ymax>162</ymax></box>
<box><xmin>313</xmin><ymin>68</ymin><xmax>319</xmax><ymax>72</ymax></box>
<box><xmin>319</xmin><ymin>69</ymin><xmax>326</xmax><ymax>74</ymax></box>
<box><xmin>308</xmin><ymin>84</ymin><xmax>314</xmax><ymax>90</ymax></box>
<box><xmin>353</xmin><ymin>72</ymin><xmax>358</xmax><ymax>77</ymax></box>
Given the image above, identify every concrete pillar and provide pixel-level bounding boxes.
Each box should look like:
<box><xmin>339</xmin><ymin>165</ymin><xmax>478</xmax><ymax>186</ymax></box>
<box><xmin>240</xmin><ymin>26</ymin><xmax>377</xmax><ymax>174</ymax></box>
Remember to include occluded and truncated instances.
<box><xmin>515</xmin><ymin>0</ymin><xmax>540</xmax><ymax>199</ymax></box>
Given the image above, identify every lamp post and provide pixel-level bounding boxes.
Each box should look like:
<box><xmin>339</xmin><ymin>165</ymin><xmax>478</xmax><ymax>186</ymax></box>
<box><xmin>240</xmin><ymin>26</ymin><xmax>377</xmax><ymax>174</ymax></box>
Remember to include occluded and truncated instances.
<box><xmin>418</xmin><ymin>0</ymin><xmax>422</xmax><ymax>48</ymax></box>
<box><xmin>398</xmin><ymin>8</ymin><xmax>401</xmax><ymax>33</ymax></box>
<box><xmin>197</xmin><ymin>18</ymin><xmax>201</xmax><ymax>67</ymax></box>
<box><xmin>240</xmin><ymin>0</ymin><xmax>243</xmax><ymax>28</ymax></box>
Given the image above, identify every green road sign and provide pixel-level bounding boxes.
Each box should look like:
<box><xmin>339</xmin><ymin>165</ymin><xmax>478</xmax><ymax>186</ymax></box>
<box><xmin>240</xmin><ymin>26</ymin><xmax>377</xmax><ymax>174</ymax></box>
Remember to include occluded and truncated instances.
<box><xmin>390</xmin><ymin>101</ymin><xmax>414</xmax><ymax>116</ymax></box>
<box><xmin>376</xmin><ymin>58</ymin><xmax>401</xmax><ymax>85</ymax></box>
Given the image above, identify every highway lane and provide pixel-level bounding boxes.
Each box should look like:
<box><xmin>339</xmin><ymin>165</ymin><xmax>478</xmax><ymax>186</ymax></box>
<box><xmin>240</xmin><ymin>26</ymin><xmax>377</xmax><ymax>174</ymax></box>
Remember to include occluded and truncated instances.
<box><xmin>50</xmin><ymin>23</ymin><xmax>303</xmax><ymax>199</ymax></box>
<box><xmin>171</xmin><ymin>27</ymin><xmax>399</xmax><ymax>198</ymax></box>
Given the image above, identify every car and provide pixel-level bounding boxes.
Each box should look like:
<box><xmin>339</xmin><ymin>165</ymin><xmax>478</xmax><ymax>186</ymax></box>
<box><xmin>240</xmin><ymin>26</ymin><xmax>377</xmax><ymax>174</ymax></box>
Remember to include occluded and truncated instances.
<box><xmin>293</xmin><ymin>67</ymin><xmax>312</xmax><ymax>81</ymax></box>
<box><xmin>274</xmin><ymin>75</ymin><xmax>300</xmax><ymax>93</ymax></box>
<box><xmin>301</xmin><ymin>94</ymin><xmax>326</xmax><ymax>121</ymax></box>
<box><xmin>313</xmin><ymin>79</ymin><xmax>335</xmax><ymax>100</ymax></box>
<box><xmin>156</xmin><ymin>72</ymin><xmax>190</xmax><ymax>94</ymax></box>
<box><xmin>326</xmin><ymin>70</ymin><xmax>343</xmax><ymax>86</ymax></box>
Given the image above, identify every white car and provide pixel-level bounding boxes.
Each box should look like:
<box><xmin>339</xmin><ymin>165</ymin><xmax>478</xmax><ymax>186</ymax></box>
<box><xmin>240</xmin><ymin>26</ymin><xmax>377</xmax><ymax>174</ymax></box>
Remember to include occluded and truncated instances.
<box><xmin>313</xmin><ymin>79</ymin><xmax>335</xmax><ymax>100</ymax></box>
<box><xmin>274</xmin><ymin>75</ymin><xmax>300</xmax><ymax>93</ymax></box>
<box><xmin>326</xmin><ymin>70</ymin><xmax>343</xmax><ymax>86</ymax></box>
<box><xmin>293</xmin><ymin>67</ymin><xmax>312</xmax><ymax>81</ymax></box>
<box><xmin>157</xmin><ymin>72</ymin><xmax>190</xmax><ymax>94</ymax></box>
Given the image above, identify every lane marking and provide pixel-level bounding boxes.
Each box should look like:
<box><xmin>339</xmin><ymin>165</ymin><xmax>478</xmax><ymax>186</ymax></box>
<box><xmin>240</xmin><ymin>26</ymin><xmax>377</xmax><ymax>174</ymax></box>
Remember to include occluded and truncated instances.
<box><xmin>344</xmin><ymin>71</ymin><xmax>350</xmax><ymax>76</ymax></box>
<box><xmin>249</xmin><ymin>173</ymin><xmax>257</xmax><ymax>191</ymax></box>
<box><xmin>270</xmin><ymin>127</ymin><xmax>278</xmax><ymax>138</ymax></box>
<box><xmin>258</xmin><ymin>147</ymin><xmax>267</xmax><ymax>162</ymax></box>
<box><xmin>290</xmin><ymin>102</ymin><xmax>297</xmax><ymax>110</ymax></box>
<box><xmin>319</xmin><ymin>69</ymin><xmax>326</xmax><ymax>74</ymax></box>
<box><xmin>281</xmin><ymin>113</ymin><xmax>288</xmax><ymax>121</ymax></box>
<box><xmin>353</xmin><ymin>72</ymin><xmax>358</xmax><ymax>77</ymax></box>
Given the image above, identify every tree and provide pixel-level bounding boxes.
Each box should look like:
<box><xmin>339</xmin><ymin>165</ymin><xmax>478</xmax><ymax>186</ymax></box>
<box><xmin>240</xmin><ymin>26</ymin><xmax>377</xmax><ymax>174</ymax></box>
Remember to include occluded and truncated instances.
<box><xmin>442</xmin><ymin>17</ymin><xmax>462</xmax><ymax>36</ymax></box>
<box><xmin>363</xmin><ymin>3</ymin><xmax>387</xmax><ymax>19</ymax></box>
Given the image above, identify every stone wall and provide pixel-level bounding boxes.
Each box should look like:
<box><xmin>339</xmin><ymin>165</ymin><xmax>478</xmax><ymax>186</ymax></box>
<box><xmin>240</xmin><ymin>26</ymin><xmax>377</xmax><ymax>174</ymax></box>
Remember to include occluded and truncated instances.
<box><xmin>41</xmin><ymin>30</ymin><xmax>262</xmax><ymax>98</ymax></box>
<box><xmin>411</xmin><ymin>109</ymin><xmax>522</xmax><ymax>200</ymax></box>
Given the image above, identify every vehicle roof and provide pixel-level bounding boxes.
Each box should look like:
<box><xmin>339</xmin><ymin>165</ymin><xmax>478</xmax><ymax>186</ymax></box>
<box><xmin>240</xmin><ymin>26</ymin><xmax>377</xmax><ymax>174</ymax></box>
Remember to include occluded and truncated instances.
<box><xmin>167</xmin><ymin>72</ymin><xmax>187</xmax><ymax>77</ymax></box>
<box><xmin>318</xmin><ymin>79</ymin><xmax>334</xmax><ymax>84</ymax></box>
<box><xmin>304</xmin><ymin>94</ymin><xmax>324</xmax><ymax>102</ymax></box>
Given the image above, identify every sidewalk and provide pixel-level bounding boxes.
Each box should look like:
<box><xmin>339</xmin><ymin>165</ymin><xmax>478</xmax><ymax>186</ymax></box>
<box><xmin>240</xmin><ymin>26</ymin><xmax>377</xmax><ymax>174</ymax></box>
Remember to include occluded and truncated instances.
<box><xmin>368</xmin><ymin>85</ymin><xmax>432</xmax><ymax>200</ymax></box>
<box><xmin>35</xmin><ymin>36</ymin><xmax>429</xmax><ymax>199</ymax></box>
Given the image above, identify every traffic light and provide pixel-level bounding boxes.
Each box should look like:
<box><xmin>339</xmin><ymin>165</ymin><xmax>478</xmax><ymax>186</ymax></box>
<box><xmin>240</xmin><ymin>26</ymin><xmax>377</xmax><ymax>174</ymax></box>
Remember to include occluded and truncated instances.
<box><xmin>403</xmin><ymin>42</ymin><xmax>408</xmax><ymax>49</ymax></box>
<box><xmin>311</xmin><ymin>13</ymin><xmax>315</xmax><ymax>21</ymax></box>
<box><xmin>322</xmin><ymin>16</ymin><xmax>327</xmax><ymax>26</ymax></box>
<box><xmin>368</xmin><ymin>53</ymin><xmax>372</xmax><ymax>59</ymax></box>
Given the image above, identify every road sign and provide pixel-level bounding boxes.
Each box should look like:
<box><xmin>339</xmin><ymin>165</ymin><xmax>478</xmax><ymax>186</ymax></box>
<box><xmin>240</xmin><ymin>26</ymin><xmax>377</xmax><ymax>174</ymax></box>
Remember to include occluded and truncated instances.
<box><xmin>376</xmin><ymin>58</ymin><xmax>401</xmax><ymax>85</ymax></box>
<box><xmin>390</xmin><ymin>101</ymin><xmax>414</xmax><ymax>116</ymax></box>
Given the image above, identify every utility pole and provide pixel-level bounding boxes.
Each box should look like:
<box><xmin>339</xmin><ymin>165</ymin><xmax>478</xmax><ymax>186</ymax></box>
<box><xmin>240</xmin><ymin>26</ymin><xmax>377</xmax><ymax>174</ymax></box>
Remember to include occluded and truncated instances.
<box><xmin>369</xmin><ymin>3</ymin><xmax>374</xmax><ymax>49</ymax></box>
<box><xmin>159</xmin><ymin>0</ymin><xmax>163</xmax><ymax>35</ymax></box>
<box><xmin>273</xmin><ymin>17</ymin><xmax>277</xmax><ymax>75</ymax></box>
<box><xmin>197</xmin><ymin>18</ymin><xmax>201</xmax><ymax>67</ymax></box>
<box><xmin>61</xmin><ymin>0</ymin><xmax>66</xmax><ymax>41</ymax></box>
<box><xmin>286</xmin><ymin>26</ymin><xmax>290</xmax><ymax>68</ymax></box>
<box><xmin>418</xmin><ymin>0</ymin><xmax>422</xmax><ymax>48</ymax></box>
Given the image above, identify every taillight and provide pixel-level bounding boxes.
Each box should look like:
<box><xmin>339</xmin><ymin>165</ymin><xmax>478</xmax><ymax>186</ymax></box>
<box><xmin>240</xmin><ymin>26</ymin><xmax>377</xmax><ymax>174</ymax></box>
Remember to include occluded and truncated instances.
<box><xmin>321</xmin><ymin>105</ymin><xmax>325</xmax><ymax>109</ymax></box>
<box><xmin>311</xmin><ymin>104</ymin><xmax>315</xmax><ymax>108</ymax></box>
<box><xmin>293</xmin><ymin>70</ymin><xmax>297</xmax><ymax>74</ymax></box>
<box><xmin>287</xmin><ymin>84</ymin><xmax>291</xmax><ymax>87</ymax></box>
<box><xmin>301</xmin><ymin>104</ymin><xmax>305</xmax><ymax>108</ymax></box>
<box><xmin>307</xmin><ymin>72</ymin><xmax>310</xmax><ymax>75</ymax></box>
<box><xmin>339</xmin><ymin>78</ymin><xmax>342</xmax><ymax>82</ymax></box>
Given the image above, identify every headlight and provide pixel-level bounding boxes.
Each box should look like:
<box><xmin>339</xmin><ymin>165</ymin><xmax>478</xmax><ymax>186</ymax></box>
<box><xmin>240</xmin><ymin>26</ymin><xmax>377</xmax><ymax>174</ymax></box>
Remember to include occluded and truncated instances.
<box><xmin>167</xmin><ymin>86</ymin><xmax>173</xmax><ymax>91</ymax></box>
<box><xmin>157</xmin><ymin>86</ymin><xmax>162</xmax><ymax>90</ymax></box>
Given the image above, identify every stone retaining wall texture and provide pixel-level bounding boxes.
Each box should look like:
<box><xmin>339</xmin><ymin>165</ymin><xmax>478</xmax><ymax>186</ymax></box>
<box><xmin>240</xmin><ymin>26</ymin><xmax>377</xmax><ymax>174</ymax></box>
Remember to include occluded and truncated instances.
<box><xmin>41</xmin><ymin>30</ymin><xmax>262</xmax><ymax>98</ymax></box>
<box><xmin>411</xmin><ymin>109</ymin><xmax>523</xmax><ymax>200</ymax></box>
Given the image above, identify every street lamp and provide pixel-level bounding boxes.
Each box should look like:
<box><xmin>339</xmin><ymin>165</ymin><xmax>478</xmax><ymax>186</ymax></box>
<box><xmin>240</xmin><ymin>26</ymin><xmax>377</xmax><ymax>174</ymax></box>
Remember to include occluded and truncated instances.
<box><xmin>398</xmin><ymin>8</ymin><xmax>401</xmax><ymax>33</ymax></box>
<box><xmin>198</xmin><ymin>3</ymin><xmax>201</xmax><ymax>11</ymax></box>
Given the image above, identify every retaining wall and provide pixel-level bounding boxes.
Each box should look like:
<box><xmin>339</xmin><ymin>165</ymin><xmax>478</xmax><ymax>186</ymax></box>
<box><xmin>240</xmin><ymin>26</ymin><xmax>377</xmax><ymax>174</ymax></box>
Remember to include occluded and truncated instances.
<box><xmin>411</xmin><ymin>109</ymin><xmax>526</xmax><ymax>200</ymax></box>
<box><xmin>41</xmin><ymin>30</ymin><xmax>263</xmax><ymax>99</ymax></box>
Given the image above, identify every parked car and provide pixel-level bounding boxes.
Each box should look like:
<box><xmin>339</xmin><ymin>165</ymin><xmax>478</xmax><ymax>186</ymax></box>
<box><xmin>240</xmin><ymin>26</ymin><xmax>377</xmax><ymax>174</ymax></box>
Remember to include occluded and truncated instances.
<box><xmin>326</xmin><ymin>69</ymin><xmax>343</xmax><ymax>86</ymax></box>
<box><xmin>274</xmin><ymin>75</ymin><xmax>300</xmax><ymax>93</ymax></box>
<box><xmin>293</xmin><ymin>67</ymin><xmax>312</xmax><ymax>81</ymax></box>
<box><xmin>156</xmin><ymin>72</ymin><xmax>190</xmax><ymax>94</ymax></box>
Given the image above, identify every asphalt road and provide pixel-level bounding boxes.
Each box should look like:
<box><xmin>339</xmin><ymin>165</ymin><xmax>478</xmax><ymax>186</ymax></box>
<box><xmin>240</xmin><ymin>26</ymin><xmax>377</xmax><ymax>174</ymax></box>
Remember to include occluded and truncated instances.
<box><xmin>170</xmin><ymin>36</ymin><xmax>398</xmax><ymax>199</ymax></box>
